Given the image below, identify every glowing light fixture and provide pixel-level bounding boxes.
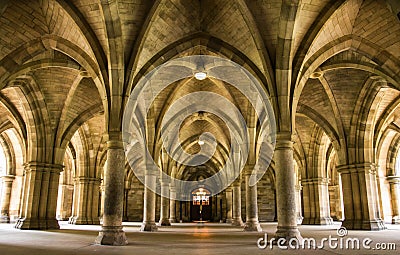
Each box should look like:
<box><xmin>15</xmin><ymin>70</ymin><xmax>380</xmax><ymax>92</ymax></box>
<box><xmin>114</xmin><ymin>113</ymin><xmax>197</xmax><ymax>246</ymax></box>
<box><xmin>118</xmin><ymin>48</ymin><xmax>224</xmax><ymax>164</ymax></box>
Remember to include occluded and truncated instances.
<box><xmin>194</xmin><ymin>72</ymin><xmax>207</xmax><ymax>80</ymax></box>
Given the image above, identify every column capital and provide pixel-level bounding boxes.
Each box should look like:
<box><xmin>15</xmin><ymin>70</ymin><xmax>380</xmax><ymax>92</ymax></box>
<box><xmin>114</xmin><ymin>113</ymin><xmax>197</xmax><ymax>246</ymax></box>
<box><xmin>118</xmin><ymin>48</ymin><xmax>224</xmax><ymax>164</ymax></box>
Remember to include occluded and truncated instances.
<box><xmin>336</xmin><ymin>163</ymin><xmax>376</xmax><ymax>174</ymax></box>
<box><xmin>106</xmin><ymin>140</ymin><xmax>124</xmax><ymax>150</ymax></box>
<box><xmin>387</xmin><ymin>176</ymin><xmax>400</xmax><ymax>184</ymax></box>
<box><xmin>0</xmin><ymin>175</ymin><xmax>15</xmax><ymax>182</ymax></box>
<box><xmin>275</xmin><ymin>132</ymin><xmax>294</xmax><ymax>150</ymax></box>
<box><xmin>243</xmin><ymin>164</ymin><xmax>255</xmax><ymax>175</ymax></box>
<box><xmin>75</xmin><ymin>177</ymin><xmax>101</xmax><ymax>183</ymax></box>
<box><xmin>232</xmin><ymin>178</ymin><xmax>241</xmax><ymax>186</ymax></box>
<box><xmin>301</xmin><ymin>177</ymin><xmax>330</xmax><ymax>185</ymax></box>
<box><xmin>25</xmin><ymin>162</ymin><xmax>64</xmax><ymax>173</ymax></box>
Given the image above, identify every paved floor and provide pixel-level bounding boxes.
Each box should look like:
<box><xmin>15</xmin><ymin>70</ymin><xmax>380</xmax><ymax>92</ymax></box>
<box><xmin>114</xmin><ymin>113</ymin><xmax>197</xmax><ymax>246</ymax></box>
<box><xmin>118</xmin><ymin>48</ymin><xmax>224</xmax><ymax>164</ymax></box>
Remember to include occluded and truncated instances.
<box><xmin>0</xmin><ymin>221</ymin><xmax>399</xmax><ymax>255</ymax></box>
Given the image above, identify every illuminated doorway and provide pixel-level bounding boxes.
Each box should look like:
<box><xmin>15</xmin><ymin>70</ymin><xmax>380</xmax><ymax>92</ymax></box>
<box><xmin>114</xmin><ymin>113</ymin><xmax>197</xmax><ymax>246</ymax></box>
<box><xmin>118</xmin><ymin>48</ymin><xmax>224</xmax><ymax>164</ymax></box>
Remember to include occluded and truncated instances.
<box><xmin>191</xmin><ymin>188</ymin><xmax>212</xmax><ymax>222</ymax></box>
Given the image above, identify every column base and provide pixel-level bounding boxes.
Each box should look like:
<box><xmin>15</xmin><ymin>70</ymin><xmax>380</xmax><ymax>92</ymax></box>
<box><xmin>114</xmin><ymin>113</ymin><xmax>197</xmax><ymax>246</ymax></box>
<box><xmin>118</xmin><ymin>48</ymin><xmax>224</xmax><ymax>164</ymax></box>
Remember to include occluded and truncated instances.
<box><xmin>91</xmin><ymin>218</ymin><xmax>101</xmax><ymax>225</ymax></box>
<box><xmin>14</xmin><ymin>218</ymin><xmax>60</xmax><ymax>230</ymax></box>
<box><xmin>159</xmin><ymin>218</ymin><xmax>171</xmax><ymax>226</ymax></box>
<box><xmin>342</xmin><ymin>219</ymin><xmax>386</xmax><ymax>230</ymax></box>
<box><xmin>140</xmin><ymin>221</ymin><xmax>158</xmax><ymax>232</ymax></box>
<box><xmin>302</xmin><ymin>216</ymin><xmax>333</xmax><ymax>225</ymax></box>
<box><xmin>244</xmin><ymin>220</ymin><xmax>262</xmax><ymax>232</ymax></box>
<box><xmin>57</xmin><ymin>216</ymin><xmax>70</xmax><ymax>221</ymax></box>
<box><xmin>95</xmin><ymin>226</ymin><xmax>128</xmax><ymax>246</ymax></box>
<box><xmin>0</xmin><ymin>215</ymin><xmax>10</xmax><ymax>223</ymax></box>
<box><xmin>69</xmin><ymin>216</ymin><xmax>100</xmax><ymax>225</ymax></box>
<box><xmin>275</xmin><ymin>226</ymin><xmax>303</xmax><ymax>243</ymax></box>
<box><xmin>226</xmin><ymin>218</ymin><xmax>233</xmax><ymax>223</ymax></box>
<box><xmin>296</xmin><ymin>215</ymin><xmax>303</xmax><ymax>225</ymax></box>
<box><xmin>392</xmin><ymin>216</ymin><xmax>400</xmax><ymax>224</ymax></box>
<box><xmin>231</xmin><ymin>217</ymin><xmax>244</xmax><ymax>226</ymax></box>
<box><xmin>169</xmin><ymin>218</ymin><xmax>176</xmax><ymax>223</ymax></box>
<box><xmin>69</xmin><ymin>216</ymin><xmax>88</xmax><ymax>225</ymax></box>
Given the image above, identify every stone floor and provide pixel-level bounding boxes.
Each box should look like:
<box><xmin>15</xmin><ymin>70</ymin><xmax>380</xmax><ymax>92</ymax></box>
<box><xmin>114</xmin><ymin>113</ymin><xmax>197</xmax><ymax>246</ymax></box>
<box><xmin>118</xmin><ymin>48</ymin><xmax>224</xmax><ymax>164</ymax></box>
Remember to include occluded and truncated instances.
<box><xmin>0</xmin><ymin>221</ymin><xmax>399</xmax><ymax>255</ymax></box>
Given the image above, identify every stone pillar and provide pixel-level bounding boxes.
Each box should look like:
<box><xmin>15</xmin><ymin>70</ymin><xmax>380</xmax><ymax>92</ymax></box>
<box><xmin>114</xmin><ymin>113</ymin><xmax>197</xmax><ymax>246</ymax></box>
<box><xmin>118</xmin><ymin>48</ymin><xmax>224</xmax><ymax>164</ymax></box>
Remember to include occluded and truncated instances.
<box><xmin>68</xmin><ymin>177</ymin><xmax>78</xmax><ymax>224</ymax></box>
<box><xmin>140</xmin><ymin>170</ymin><xmax>158</xmax><ymax>231</ymax></box>
<box><xmin>225</xmin><ymin>187</ymin><xmax>233</xmax><ymax>223</ymax></box>
<box><xmin>169</xmin><ymin>185</ymin><xmax>176</xmax><ymax>223</ymax></box>
<box><xmin>90</xmin><ymin>178</ymin><xmax>101</xmax><ymax>225</ymax></box>
<box><xmin>15</xmin><ymin>163</ymin><xmax>63</xmax><ymax>230</ymax></box>
<box><xmin>100</xmin><ymin>183</ymin><xmax>105</xmax><ymax>219</ymax></box>
<box><xmin>70</xmin><ymin>177</ymin><xmax>89</xmax><ymax>224</ymax></box>
<box><xmin>295</xmin><ymin>183</ymin><xmax>303</xmax><ymax>225</ymax></box>
<box><xmin>0</xmin><ymin>175</ymin><xmax>15</xmax><ymax>223</ymax></box>
<box><xmin>328</xmin><ymin>184</ymin><xmax>344</xmax><ymax>221</ymax></box>
<box><xmin>244</xmin><ymin>168</ymin><xmax>262</xmax><ymax>231</ymax></box>
<box><xmin>302</xmin><ymin>178</ymin><xmax>333</xmax><ymax>225</ymax></box>
<box><xmin>387</xmin><ymin>176</ymin><xmax>400</xmax><ymax>224</ymax></box>
<box><xmin>56</xmin><ymin>183</ymin><xmax>73</xmax><ymax>221</ymax></box>
<box><xmin>337</xmin><ymin>163</ymin><xmax>385</xmax><ymax>230</ymax></box>
<box><xmin>95</xmin><ymin>141</ymin><xmax>128</xmax><ymax>245</ymax></box>
<box><xmin>274</xmin><ymin>136</ymin><xmax>302</xmax><ymax>242</ymax></box>
<box><xmin>231</xmin><ymin>179</ymin><xmax>243</xmax><ymax>226</ymax></box>
<box><xmin>159</xmin><ymin>182</ymin><xmax>171</xmax><ymax>226</ymax></box>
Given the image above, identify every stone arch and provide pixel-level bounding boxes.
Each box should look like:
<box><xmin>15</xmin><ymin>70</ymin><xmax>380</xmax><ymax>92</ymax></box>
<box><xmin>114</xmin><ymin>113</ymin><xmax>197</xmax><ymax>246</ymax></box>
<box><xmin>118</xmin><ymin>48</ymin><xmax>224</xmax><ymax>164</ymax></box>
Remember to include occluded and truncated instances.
<box><xmin>257</xmin><ymin>166</ymin><xmax>276</xmax><ymax>222</ymax></box>
<box><xmin>293</xmin><ymin>35</ymin><xmax>400</xmax><ymax>130</ymax></box>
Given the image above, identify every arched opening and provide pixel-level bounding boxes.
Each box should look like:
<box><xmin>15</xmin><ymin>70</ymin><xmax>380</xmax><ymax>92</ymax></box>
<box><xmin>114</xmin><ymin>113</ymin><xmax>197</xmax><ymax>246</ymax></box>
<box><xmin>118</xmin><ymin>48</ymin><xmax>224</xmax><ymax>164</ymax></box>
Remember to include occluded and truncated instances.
<box><xmin>191</xmin><ymin>187</ymin><xmax>212</xmax><ymax>222</ymax></box>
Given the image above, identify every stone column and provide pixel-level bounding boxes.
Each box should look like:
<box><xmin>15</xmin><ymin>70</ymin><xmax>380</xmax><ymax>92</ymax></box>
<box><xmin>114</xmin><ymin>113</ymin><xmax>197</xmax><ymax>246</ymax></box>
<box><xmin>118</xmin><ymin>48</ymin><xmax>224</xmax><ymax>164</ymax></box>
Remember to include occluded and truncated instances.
<box><xmin>56</xmin><ymin>183</ymin><xmax>73</xmax><ymax>221</ymax></box>
<box><xmin>337</xmin><ymin>163</ymin><xmax>385</xmax><ymax>230</ymax></box>
<box><xmin>140</xmin><ymin>169</ymin><xmax>158</xmax><ymax>231</ymax></box>
<box><xmin>244</xmin><ymin>168</ymin><xmax>262</xmax><ymax>231</ymax></box>
<box><xmin>274</xmin><ymin>135</ymin><xmax>302</xmax><ymax>242</ymax></box>
<box><xmin>302</xmin><ymin>178</ymin><xmax>333</xmax><ymax>225</ymax></box>
<box><xmin>169</xmin><ymin>185</ymin><xmax>176</xmax><ymax>223</ymax></box>
<box><xmin>387</xmin><ymin>176</ymin><xmax>400</xmax><ymax>224</ymax></box>
<box><xmin>15</xmin><ymin>163</ymin><xmax>63</xmax><ymax>230</ymax></box>
<box><xmin>95</xmin><ymin>141</ymin><xmax>128</xmax><ymax>245</ymax></box>
<box><xmin>328</xmin><ymin>184</ymin><xmax>344</xmax><ymax>221</ymax></box>
<box><xmin>70</xmin><ymin>177</ymin><xmax>89</xmax><ymax>224</ymax></box>
<box><xmin>231</xmin><ymin>179</ymin><xmax>243</xmax><ymax>226</ymax></box>
<box><xmin>225</xmin><ymin>187</ymin><xmax>233</xmax><ymax>223</ymax></box>
<box><xmin>295</xmin><ymin>183</ymin><xmax>303</xmax><ymax>225</ymax></box>
<box><xmin>68</xmin><ymin>178</ymin><xmax>78</xmax><ymax>224</ymax></box>
<box><xmin>90</xmin><ymin>178</ymin><xmax>101</xmax><ymax>225</ymax></box>
<box><xmin>100</xmin><ymin>183</ymin><xmax>105</xmax><ymax>219</ymax></box>
<box><xmin>0</xmin><ymin>175</ymin><xmax>15</xmax><ymax>223</ymax></box>
<box><xmin>159</xmin><ymin>181</ymin><xmax>171</xmax><ymax>226</ymax></box>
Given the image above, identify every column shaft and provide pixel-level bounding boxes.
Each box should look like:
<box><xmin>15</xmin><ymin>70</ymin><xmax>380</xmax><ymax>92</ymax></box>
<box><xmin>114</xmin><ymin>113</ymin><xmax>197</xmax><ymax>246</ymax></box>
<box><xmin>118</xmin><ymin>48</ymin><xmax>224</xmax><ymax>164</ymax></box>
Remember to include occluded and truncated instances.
<box><xmin>274</xmin><ymin>136</ymin><xmax>302</xmax><ymax>241</ymax></box>
<box><xmin>159</xmin><ymin>182</ymin><xmax>171</xmax><ymax>226</ymax></box>
<box><xmin>15</xmin><ymin>163</ymin><xmax>62</xmax><ymax>230</ymax></box>
<box><xmin>295</xmin><ymin>184</ymin><xmax>303</xmax><ymax>224</ymax></box>
<box><xmin>0</xmin><ymin>176</ymin><xmax>15</xmax><ymax>223</ymax></box>
<box><xmin>337</xmin><ymin>164</ymin><xmax>385</xmax><ymax>230</ymax></box>
<box><xmin>232</xmin><ymin>180</ymin><xmax>243</xmax><ymax>226</ymax></box>
<box><xmin>387</xmin><ymin>177</ymin><xmax>400</xmax><ymax>224</ymax></box>
<box><xmin>140</xmin><ymin>173</ymin><xmax>157</xmax><ymax>231</ymax></box>
<box><xmin>225</xmin><ymin>187</ymin><xmax>233</xmax><ymax>223</ymax></box>
<box><xmin>169</xmin><ymin>186</ymin><xmax>176</xmax><ymax>223</ymax></box>
<box><xmin>302</xmin><ymin>178</ymin><xmax>333</xmax><ymax>225</ymax></box>
<box><xmin>244</xmin><ymin>171</ymin><xmax>261</xmax><ymax>231</ymax></box>
<box><xmin>95</xmin><ymin>142</ymin><xmax>127</xmax><ymax>245</ymax></box>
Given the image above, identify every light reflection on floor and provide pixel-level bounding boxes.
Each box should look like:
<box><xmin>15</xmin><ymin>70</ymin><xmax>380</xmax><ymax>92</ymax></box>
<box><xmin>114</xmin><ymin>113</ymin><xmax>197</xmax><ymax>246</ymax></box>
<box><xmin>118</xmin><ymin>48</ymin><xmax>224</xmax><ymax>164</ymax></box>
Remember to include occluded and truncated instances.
<box><xmin>0</xmin><ymin>221</ymin><xmax>399</xmax><ymax>255</ymax></box>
